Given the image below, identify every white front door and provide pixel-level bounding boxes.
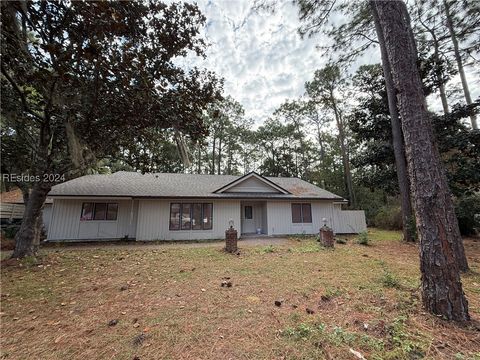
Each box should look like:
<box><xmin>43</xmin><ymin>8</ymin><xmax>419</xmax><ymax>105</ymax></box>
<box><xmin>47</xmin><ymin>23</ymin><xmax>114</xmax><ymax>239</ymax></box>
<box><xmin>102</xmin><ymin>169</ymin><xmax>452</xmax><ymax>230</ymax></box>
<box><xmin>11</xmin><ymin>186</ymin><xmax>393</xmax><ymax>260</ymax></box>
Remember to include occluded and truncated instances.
<box><xmin>242</xmin><ymin>204</ymin><xmax>255</xmax><ymax>234</ymax></box>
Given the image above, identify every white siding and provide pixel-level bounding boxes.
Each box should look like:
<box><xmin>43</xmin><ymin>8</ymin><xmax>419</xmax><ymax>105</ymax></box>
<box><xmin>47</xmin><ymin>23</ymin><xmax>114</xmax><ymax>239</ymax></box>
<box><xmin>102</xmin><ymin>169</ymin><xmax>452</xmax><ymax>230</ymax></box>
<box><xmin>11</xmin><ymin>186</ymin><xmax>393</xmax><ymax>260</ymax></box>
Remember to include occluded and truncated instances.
<box><xmin>266</xmin><ymin>201</ymin><xmax>366</xmax><ymax>235</ymax></box>
<box><xmin>136</xmin><ymin>199</ymin><xmax>241</xmax><ymax>241</ymax></box>
<box><xmin>333</xmin><ymin>210</ymin><xmax>367</xmax><ymax>234</ymax></box>
<box><xmin>266</xmin><ymin>201</ymin><xmax>336</xmax><ymax>236</ymax></box>
<box><xmin>224</xmin><ymin>177</ymin><xmax>280</xmax><ymax>193</ymax></box>
<box><xmin>42</xmin><ymin>204</ymin><xmax>52</xmax><ymax>233</ymax></box>
<box><xmin>47</xmin><ymin>198</ymin><xmax>366</xmax><ymax>241</ymax></box>
<box><xmin>48</xmin><ymin>199</ymin><xmax>136</xmax><ymax>240</ymax></box>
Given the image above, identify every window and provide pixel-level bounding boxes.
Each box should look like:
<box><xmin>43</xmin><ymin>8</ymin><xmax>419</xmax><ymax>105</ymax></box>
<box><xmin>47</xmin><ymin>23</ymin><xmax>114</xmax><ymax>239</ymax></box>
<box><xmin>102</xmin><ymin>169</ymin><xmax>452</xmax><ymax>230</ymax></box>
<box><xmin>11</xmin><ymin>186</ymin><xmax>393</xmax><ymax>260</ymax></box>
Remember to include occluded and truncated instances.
<box><xmin>94</xmin><ymin>203</ymin><xmax>107</xmax><ymax>220</ymax></box>
<box><xmin>203</xmin><ymin>203</ymin><xmax>213</xmax><ymax>230</ymax></box>
<box><xmin>81</xmin><ymin>203</ymin><xmax>94</xmax><ymax>221</ymax></box>
<box><xmin>181</xmin><ymin>203</ymin><xmax>192</xmax><ymax>230</ymax></box>
<box><xmin>244</xmin><ymin>205</ymin><xmax>253</xmax><ymax>219</ymax></box>
<box><xmin>291</xmin><ymin>203</ymin><xmax>312</xmax><ymax>223</ymax></box>
<box><xmin>170</xmin><ymin>203</ymin><xmax>213</xmax><ymax>230</ymax></box>
<box><xmin>302</xmin><ymin>204</ymin><xmax>312</xmax><ymax>223</ymax></box>
<box><xmin>291</xmin><ymin>204</ymin><xmax>302</xmax><ymax>223</ymax></box>
<box><xmin>81</xmin><ymin>202</ymin><xmax>118</xmax><ymax>221</ymax></box>
<box><xmin>106</xmin><ymin>203</ymin><xmax>118</xmax><ymax>220</ymax></box>
<box><xmin>169</xmin><ymin>203</ymin><xmax>181</xmax><ymax>230</ymax></box>
<box><xmin>192</xmin><ymin>203</ymin><xmax>203</xmax><ymax>230</ymax></box>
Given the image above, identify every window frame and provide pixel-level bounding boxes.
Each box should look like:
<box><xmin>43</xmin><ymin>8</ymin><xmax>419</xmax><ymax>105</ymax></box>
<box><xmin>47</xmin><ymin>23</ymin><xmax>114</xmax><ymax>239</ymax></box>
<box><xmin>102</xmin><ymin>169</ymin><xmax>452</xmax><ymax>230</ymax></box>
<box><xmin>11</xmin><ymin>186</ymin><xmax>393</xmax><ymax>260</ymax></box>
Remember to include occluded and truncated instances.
<box><xmin>169</xmin><ymin>202</ymin><xmax>213</xmax><ymax>231</ymax></box>
<box><xmin>291</xmin><ymin>203</ymin><xmax>312</xmax><ymax>224</ymax></box>
<box><xmin>80</xmin><ymin>202</ymin><xmax>118</xmax><ymax>221</ymax></box>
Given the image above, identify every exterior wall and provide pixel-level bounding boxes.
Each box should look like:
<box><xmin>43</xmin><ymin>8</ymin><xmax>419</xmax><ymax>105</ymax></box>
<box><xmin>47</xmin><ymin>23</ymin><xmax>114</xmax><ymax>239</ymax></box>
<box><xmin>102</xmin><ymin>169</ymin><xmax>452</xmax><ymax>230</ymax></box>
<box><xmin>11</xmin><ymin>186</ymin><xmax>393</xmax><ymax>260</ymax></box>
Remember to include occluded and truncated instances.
<box><xmin>267</xmin><ymin>200</ymin><xmax>336</xmax><ymax>236</ymax></box>
<box><xmin>224</xmin><ymin>177</ymin><xmax>279</xmax><ymax>193</ymax></box>
<box><xmin>48</xmin><ymin>199</ymin><xmax>136</xmax><ymax>240</ymax></box>
<box><xmin>0</xmin><ymin>203</ymin><xmax>25</xmax><ymax>221</ymax></box>
<box><xmin>47</xmin><ymin>197</ymin><xmax>366</xmax><ymax>241</ymax></box>
<box><xmin>266</xmin><ymin>201</ymin><xmax>366</xmax><ymax>235</ymax></box>
<box><xmin>136</xmin><ymin>199</ymin><xmax>241</xmax><ymax>241</ymax></box>
<box><xmin>42</xmin><ymin>204</ymin><xmax>52</xmax><ymax>233</ymax></box>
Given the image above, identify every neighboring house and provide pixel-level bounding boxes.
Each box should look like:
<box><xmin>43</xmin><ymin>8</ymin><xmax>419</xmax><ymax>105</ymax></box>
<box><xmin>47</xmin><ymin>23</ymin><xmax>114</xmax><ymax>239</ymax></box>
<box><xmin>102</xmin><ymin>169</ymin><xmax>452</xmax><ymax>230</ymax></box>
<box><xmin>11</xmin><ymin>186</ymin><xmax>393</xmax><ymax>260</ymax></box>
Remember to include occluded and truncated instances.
<box><xmin>0</xmin><ymin>188</ymin><xmax>53</xmax><ymax>230</ymax></box>
<box><xmin>0</xmin><ymin>189</ymin><xmax>25</xmax><ymax>224</ymax></box>
<box><xmin>46</xmin><ymin>171</ymin><xmax>366</xmax><ymax>241</ymax></box>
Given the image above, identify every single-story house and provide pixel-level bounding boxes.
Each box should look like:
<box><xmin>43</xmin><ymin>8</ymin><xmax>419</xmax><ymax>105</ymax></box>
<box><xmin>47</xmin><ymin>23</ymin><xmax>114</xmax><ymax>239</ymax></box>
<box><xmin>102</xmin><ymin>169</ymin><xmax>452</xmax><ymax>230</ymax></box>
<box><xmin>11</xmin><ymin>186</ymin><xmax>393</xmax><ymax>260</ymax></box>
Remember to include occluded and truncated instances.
<box><xmin>46</xmin><ymin>171</ymin><xmax>366</xmax><ymax>241</ymax></box>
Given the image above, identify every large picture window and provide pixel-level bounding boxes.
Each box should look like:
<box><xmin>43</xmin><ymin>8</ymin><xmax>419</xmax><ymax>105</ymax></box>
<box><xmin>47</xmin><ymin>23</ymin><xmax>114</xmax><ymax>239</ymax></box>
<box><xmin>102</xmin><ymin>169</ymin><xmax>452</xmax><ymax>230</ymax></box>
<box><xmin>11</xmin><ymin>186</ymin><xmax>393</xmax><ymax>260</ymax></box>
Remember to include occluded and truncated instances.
<box><xmin>291</xmin><ymin>203</ymin><xmax>312</xmax><ymax>223</ymax></box>
<box><xmin>81</xmin><ymin>202</ymin><xmax>118</xmax><ymax>221</ymax></box>
<box><xmin>170</xmin><ymin>203</ymin><xmax>213</xmax><ymax>231</ymax></box>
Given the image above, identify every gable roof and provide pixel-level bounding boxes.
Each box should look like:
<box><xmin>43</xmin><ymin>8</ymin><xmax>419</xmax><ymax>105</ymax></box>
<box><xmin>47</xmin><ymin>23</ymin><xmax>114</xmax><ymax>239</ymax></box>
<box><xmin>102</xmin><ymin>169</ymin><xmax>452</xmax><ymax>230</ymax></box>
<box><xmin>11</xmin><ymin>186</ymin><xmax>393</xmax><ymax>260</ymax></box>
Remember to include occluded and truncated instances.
<box><xmin>48</xmin><ymin>171</ymin><xmax>344</xmax><ymax>200</ymax></box>
<box><xmin>0</xmin><ymin>188</ymin><xmax>24</xmax><ymax>204</ymax></box>
<box><xmin>213</xmin><ymin>172</ymin><xmax>290</xmax><ymax>194</ymax></box>
<box><xmin>1</xmin><ymin>188</ymin><xmax>53</xmax><ymax>204</ymax></box>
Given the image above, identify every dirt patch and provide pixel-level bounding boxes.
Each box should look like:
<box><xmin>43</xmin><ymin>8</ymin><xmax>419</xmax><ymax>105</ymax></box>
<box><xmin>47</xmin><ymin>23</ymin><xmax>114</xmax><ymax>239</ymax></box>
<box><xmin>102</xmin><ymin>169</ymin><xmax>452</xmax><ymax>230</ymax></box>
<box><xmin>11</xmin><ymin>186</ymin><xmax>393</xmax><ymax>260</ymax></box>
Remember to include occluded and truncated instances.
<box><xmin>1</xmin><ymin>229</ymin><xmax>479</xmax><ymax>359</ymax></box>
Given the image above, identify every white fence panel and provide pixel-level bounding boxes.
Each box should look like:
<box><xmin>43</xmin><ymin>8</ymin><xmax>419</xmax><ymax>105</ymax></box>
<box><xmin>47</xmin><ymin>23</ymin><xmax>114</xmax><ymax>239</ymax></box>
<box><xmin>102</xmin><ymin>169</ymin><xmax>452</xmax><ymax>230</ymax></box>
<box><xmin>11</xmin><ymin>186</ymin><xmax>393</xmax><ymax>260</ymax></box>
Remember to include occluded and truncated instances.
<box><xmin>335</xmin><ymin>210</ymin><xmax>367</xmax><ymax>234</ymax></box>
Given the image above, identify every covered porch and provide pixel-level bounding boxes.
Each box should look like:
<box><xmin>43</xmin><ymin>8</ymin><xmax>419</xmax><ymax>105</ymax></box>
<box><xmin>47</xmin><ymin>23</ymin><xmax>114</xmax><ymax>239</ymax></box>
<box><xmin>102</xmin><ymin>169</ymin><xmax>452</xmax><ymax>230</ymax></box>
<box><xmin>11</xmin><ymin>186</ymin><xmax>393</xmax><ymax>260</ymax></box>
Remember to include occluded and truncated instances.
<box><xmin>240</xmin><ymin>201</ymin><xmax>268</xmax><ymax>236</ymax></box>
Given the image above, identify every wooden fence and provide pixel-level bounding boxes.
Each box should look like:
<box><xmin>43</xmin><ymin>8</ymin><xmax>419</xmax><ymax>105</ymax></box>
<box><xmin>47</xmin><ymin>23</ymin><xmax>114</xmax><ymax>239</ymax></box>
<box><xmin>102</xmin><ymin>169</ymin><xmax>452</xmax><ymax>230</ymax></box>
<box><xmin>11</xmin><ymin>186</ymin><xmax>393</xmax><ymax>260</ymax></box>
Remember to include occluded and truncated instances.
<box><xmin>0</xmin><ymin>203</ymin><xmax>25</xmax><ymax>221</ymax></box>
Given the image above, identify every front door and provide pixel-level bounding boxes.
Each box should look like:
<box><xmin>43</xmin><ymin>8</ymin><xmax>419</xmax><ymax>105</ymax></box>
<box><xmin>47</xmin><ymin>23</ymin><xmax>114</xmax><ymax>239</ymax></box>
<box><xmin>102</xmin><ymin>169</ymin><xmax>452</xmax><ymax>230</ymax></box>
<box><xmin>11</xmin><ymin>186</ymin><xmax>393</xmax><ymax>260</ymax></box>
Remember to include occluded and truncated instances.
<box><xmin>242</xmin><ymin>204</ymin><xmax>255</xmax><ymax>234</ymax></box>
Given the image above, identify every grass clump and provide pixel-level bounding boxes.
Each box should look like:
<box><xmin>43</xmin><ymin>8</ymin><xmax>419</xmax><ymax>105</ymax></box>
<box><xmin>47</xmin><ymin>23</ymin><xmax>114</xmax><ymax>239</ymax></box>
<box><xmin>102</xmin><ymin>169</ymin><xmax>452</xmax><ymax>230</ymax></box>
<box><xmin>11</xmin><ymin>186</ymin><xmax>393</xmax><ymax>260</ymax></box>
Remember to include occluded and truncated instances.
<box><xmin>382</xmin><ymin>316</ymin><xmax>427</xmax><ymax>359</ymax></box>
<box><xmin>259</xmin><ymin>245</ymin><xmax>275</xmax><ymax>254</ymax></box>
<box><xmin>282</xmin><ymin>323</ymin><xmax>384</xmax><ymax>353</ymax></box>
<box><xmin>356</xmin><ymin>231</ymin><xmax>370</xmax><ymax>246</ymax></box>
<box><xmin>335</xmin><ymin>237</ymin><xmax>347</xmax><ymax>244</ymax></box>
<box><xmin>381</xmin><ymin>270</ymin><xmax>401</xmax><ymax>289</ymax></box>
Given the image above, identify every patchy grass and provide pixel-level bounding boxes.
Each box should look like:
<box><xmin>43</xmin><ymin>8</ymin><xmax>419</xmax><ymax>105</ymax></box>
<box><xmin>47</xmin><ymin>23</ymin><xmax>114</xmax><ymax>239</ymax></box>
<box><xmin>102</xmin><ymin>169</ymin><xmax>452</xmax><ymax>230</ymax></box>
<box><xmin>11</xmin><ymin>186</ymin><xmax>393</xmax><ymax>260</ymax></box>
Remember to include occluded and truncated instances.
<box><xmin>1</xmin><ymin>229</ymin><xmax>480</xmax><ymax>360</ymax></box>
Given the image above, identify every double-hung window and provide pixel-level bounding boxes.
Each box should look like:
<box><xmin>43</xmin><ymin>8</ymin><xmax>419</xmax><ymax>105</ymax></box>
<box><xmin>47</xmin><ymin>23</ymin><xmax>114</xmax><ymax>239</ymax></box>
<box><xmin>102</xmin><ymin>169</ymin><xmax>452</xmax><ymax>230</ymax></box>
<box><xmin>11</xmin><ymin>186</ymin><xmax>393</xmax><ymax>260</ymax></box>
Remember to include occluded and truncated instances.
<box><xmin>291</xmin><ymin>203</ymin><xmax>312</xmax><ymax>223</ymax></box>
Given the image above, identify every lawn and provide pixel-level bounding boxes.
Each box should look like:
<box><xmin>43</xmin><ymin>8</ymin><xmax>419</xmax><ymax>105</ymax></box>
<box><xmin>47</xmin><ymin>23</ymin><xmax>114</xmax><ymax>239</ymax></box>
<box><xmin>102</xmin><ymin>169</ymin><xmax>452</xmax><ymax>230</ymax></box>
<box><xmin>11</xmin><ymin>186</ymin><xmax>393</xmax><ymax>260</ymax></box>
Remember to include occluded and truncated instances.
<box><xmin>1</xmin><ymin>229</ymin><xmax>479</xmax><ymax>360</ymax></box>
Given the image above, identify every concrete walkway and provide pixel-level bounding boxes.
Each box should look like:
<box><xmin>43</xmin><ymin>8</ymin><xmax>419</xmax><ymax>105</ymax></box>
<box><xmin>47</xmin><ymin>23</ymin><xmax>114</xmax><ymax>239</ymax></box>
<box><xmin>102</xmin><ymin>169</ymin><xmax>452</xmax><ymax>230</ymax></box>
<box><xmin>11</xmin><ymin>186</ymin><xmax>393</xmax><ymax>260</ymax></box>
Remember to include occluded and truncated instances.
<box><xmin>41</xmin><ymin>237</ymin><xmax>292</xmax><ymax>252</ymax></box>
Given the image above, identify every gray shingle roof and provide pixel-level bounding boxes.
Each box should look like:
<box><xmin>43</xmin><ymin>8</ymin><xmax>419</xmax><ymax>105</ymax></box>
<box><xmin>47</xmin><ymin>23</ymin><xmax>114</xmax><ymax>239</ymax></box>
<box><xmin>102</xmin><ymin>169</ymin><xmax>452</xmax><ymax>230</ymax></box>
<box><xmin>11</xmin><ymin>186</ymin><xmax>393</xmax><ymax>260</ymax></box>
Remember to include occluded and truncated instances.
<box><xmin>48</xmin><ymin>171</ymin><xmax>344</xmax><ymax>200</ymax></box>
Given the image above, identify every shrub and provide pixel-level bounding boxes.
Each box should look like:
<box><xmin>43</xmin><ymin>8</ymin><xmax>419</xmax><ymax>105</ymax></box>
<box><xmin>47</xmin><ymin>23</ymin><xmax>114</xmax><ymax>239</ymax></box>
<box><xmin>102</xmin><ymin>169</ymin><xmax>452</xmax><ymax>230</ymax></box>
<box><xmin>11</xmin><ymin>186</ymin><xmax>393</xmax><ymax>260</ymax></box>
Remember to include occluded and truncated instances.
<box><xmin>3</xmin><ymin>225</ymin><xmax>19</xmax><ymax>239</ymax></box>
<box><xmin>356</xmin><ymin>231</ymin><xmax>370</xmax><ymax>245</ymax></box>
<box><xmin>454</xmin><ymin>194</ymin><xmax>480</xmax><ymax>236</ymax></box>
<box><xmin>374</xmin><ymin>205</ymin><xmax>403</xmax><ymax>230</ymax></box>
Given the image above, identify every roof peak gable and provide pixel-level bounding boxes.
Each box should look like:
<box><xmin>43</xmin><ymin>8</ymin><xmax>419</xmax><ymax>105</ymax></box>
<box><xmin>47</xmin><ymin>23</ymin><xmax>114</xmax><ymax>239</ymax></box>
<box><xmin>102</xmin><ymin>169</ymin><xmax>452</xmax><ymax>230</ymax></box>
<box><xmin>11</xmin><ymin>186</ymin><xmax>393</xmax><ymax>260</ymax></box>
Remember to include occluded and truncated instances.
<box><xmin>213</xmin><ymin>172</ymin><xmax>290</xmax><ymax>194</ymax></box>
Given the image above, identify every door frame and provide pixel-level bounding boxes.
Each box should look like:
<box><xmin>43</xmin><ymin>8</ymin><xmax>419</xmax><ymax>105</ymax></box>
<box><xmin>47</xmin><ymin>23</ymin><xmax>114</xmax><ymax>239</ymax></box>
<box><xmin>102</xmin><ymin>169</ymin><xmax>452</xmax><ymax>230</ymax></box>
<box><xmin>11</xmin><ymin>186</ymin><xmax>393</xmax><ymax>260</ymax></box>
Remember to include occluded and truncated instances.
<box><xmin>241</xmin><ymin>202</ymin><xmax>256</xmax><ymax>234</ymax></box>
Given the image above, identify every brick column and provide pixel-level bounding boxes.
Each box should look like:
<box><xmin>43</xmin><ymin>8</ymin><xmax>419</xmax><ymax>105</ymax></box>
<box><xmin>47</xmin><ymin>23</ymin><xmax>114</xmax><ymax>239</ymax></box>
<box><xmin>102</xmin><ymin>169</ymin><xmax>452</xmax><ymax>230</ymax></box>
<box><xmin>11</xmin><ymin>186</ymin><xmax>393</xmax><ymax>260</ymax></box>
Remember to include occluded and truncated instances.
<box><xmin>225</xmin><ymin>227</ymin><xmax>238</xmax><ymax>253</ymax></box>
<box><xmin>319</xmin><ymin>226</ymin><xmax>334</xmax><ymax>248</ymax></box>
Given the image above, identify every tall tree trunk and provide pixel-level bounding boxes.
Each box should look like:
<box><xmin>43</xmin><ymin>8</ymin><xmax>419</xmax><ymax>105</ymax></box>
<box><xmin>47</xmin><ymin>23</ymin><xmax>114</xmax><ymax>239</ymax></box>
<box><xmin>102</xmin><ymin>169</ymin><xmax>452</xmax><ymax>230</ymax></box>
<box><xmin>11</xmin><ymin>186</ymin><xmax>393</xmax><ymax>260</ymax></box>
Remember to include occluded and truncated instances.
<box><xmin>226</xmin><ymin>142</ymin><xmax>232</xmax><ymax>175</ymax></box>
<box><xmin>11</xmin><ymin>181</ymin><xmax>51</xmax><ymax>258</ymax></box>
<box><xmin>217</xmin><ymin>136</ymin><xmax>222</xmax><ymax>175</ymax></box>
<box><xmin>331</xmin><ymin>99</ymin><xmax>355</xmax><ymax>207</ymax></box>
<box><xmin>433</xmin><ymin>40</ymin><xmax>449</xmax><ymax>115</ymax></box>
<box><xmin>443</xmin><ymin>0</ymin><xmax>477</xmax><ymax>129</ymax></box>
<box><xmin>197</xmin><ymin>144</ymin><xmax>201</xmax><ymax>174</ymax></box>
<box><xmin>374</xmin><ymin>0</ymin><xmax>469</xmax><ymax>321</ymax></box>
<box><xmin>372</xmin><ymin>3</ymin><xmax>415</xmax><ymax>242</ymax></box>
<box><xmin>211</xmin><ymin>135</ymin><xmax>216</xmax><ymax>175</ymax></box>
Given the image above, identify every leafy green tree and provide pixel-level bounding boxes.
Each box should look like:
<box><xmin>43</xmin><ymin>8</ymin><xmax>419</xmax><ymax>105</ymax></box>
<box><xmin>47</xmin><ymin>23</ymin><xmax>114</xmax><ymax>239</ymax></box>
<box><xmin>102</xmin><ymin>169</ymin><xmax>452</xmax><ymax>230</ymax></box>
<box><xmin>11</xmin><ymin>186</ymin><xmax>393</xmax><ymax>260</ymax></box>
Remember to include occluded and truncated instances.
<box><xmin>1</xmin><ymin>1</ymin><xmax>222</xmax><ymax>258</ymax></box>
<box><xmin>305</xmin><ymin>64</ymin><xmax>356</xmax><ymax>207</ymax></box>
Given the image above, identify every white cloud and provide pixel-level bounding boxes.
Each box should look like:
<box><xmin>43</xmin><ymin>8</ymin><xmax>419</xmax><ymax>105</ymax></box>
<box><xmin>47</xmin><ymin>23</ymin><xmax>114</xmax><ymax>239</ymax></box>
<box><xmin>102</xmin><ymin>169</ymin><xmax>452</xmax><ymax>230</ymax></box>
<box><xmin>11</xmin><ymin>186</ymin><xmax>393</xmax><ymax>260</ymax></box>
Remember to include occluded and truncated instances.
<box><xmin>176</xmin><ymin>0</ymin><xmax>329</xmax><ymax>124</ymax></box>
<box><xmin>176</xmin><ymin>0</ymin><xmax>480</xmax><ymax>127</ymax></box>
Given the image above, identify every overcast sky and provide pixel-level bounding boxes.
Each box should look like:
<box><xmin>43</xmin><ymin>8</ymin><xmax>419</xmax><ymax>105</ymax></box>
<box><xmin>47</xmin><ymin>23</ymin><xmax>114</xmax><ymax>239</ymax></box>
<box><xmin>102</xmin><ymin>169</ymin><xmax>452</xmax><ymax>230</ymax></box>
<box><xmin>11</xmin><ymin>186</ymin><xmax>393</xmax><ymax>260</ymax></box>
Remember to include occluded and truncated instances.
<box><xmin>180</xmin><ymin>0</ymin><xmax>479</xmax><ymax>126</ymax></box>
